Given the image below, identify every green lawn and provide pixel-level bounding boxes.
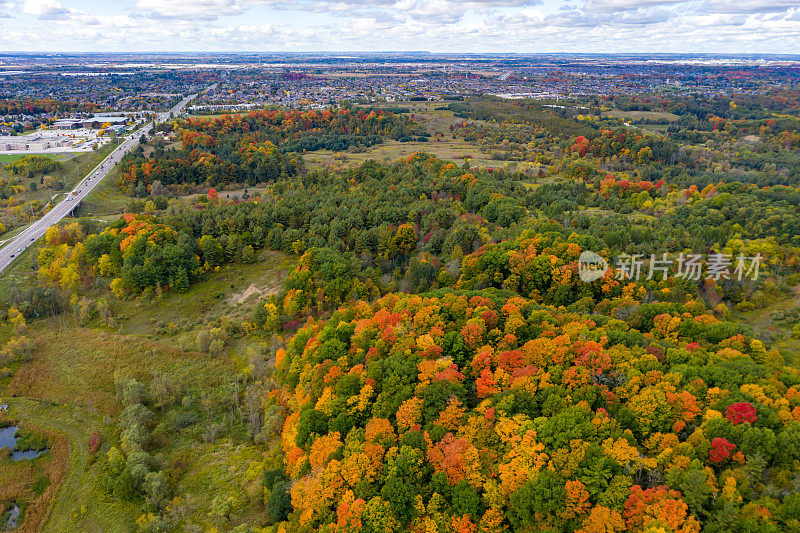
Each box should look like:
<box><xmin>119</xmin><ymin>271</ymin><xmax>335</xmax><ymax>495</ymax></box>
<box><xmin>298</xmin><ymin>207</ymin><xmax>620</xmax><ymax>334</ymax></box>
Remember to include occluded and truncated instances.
<box><xmin>0</xmin><ymin>153</ymin><xmax>75</xmax><ymax>163</ymax></box>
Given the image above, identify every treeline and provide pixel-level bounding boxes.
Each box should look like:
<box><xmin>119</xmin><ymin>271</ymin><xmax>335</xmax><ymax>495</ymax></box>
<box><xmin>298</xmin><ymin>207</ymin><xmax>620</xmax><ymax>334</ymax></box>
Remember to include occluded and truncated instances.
<box><xmin>527</xmin><ymin>178</ymin><xmax>800</xmax><ymax>251</ymax></box>
<box><xmin>117</xmin><ymin>106</ymin><xmax>424</xmax><ymax>192</ymax></box>
<box><xmin>175</xmin><ymin>107</ymin><xmax>423</xmax><ymax>146</ymax></box>
<box><xmin>0</xmin><ymin>97</ymin><xmax>103</xmax><ymax>115</ymax></box>
<box><xmin>117</xmin><ymin>141</ymin><xmax>303</xmax><ymax>192</ymax></box>
<box><xmin>447</xmin><ymin>97</ymin><xmax>596</xmax><ymax>138</ymax></box>
<box><xmin>280</xmin><ymin>134</ymin><xmax>383</xmax><ymax>153</ymax></box>
<box><xmin>612</xmin><ymin>92</ymin><xmax>799</xmax><ymax>123</ymax></box>
<box><xmin>39</xmin><ymin>155</ymin><xmax>528</xmax><ymax>300</ymax></box>
<box><xmin>8</xmin><ymin>155</ymin><xmax>63</xmax><ymax>177</ymax></box>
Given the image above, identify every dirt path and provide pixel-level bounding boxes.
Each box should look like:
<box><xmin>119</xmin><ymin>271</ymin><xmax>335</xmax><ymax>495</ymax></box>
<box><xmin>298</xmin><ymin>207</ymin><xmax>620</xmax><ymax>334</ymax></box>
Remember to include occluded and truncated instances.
<box><xmin>228</xmin><ymin>279</ymin><xmax>281</xmax><ymax>305</ymax></box>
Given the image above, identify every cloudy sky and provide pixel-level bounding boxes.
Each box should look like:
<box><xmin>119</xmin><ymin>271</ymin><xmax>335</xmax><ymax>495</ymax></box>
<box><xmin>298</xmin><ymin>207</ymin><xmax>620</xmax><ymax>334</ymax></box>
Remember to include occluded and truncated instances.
<box><xmin>1</xmin><ymin>0</ymin><xmax>799</xmax><ymax>53</ymax></box>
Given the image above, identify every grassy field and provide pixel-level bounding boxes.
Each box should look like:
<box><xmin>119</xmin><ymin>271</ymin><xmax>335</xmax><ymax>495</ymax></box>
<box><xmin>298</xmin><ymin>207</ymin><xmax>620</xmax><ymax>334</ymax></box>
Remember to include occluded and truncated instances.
<box><xmin>304</xmin><ymin>138</ymin><xmax>501</xmax><ymax>170</ymax></box>
<box><xmin>0</xmin><ymin>242</ymin><xmax>294</xmax><ymax>531</ymax></box>
<box><xmin>736</xmin><ymin>287</ymin><xmax>800</xmax><ymax>367</ymax></box>
<box><xmin>5</xmin><ymin>318</ymin><xmax>240</xmax><ymax>416</ymax></box>
<box><xmin>179</xmin><ymin>186</ymin><xmax>267</xmax><ymax>203</ymax></box>
<box><xmin>5</xmin><ymin>248</ymin><xmax>292</xmax><ymax>411</ymax></box>
<box><xmin>362</xmin><ymin>100</ymin><xmax>498</xmax><ymax>137</ymax></box>
<box><xmin>521</xmin><ymin>174</ymin><xmax>569</xmax><ymax>190</ymax></box>
<box><xmin>57</xmin><ymin>141</ymin><xmax>121</xmax><ymax>188</ymax></box>
<box><xmin>582</xmin><ymin>206</ymin><xmax>657</xmax><ymax>223</ymax></box>
<box><xmin>306</xmin><ymin>100</ymin><xmax>518</xmax><ymax>170</ymax></box>
<box><xmin>73</xmin><ymin>167</ymin><xmax>129</xmax><ymax>218</ymax></box>
<box><xmin>114</xmin><ymin>249</ymin><xmax>293</xmax><ymax>337</ymax></box>
<box><xmin>2</xmin><ymin>398</ymin><xmax>139</xmax><ymax>533</ymax></box>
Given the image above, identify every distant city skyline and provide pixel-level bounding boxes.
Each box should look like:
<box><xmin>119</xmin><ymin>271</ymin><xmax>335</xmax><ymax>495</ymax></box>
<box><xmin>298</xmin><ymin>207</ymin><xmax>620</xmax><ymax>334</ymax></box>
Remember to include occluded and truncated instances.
<box><xmin>0</xmin><ymin>0</ymin><xmax>799</xmax><ymax>54</ymax></box>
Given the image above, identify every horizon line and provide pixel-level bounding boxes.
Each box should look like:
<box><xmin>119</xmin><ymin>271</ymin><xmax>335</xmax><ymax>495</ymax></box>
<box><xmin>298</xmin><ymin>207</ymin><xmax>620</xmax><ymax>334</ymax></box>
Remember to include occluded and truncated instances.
<box><xmin>2</xmin><ymin>51</ymin><xmax>800</xmax><ymax>57</ymax></box>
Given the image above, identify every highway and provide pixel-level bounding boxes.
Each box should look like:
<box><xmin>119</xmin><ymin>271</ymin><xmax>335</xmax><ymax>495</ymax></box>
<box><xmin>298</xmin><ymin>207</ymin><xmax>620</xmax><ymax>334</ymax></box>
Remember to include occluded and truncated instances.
<box><xmin>0</xmin><ymin>91</ymin><xmax>202</xmax><ymax>275</ymax></box>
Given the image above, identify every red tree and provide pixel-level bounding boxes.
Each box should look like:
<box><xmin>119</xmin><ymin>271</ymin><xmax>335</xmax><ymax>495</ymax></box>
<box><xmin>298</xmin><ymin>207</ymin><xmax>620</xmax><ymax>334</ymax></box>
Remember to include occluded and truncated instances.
<box><xmin>709</xmin><ymin>437</ymin><xmax>736</xmax><ymax>464</ymax></box>
<box><xmin>725</xmin><ymin>402</ymin><xmax>757</xmax><ymax>425</ymax></box>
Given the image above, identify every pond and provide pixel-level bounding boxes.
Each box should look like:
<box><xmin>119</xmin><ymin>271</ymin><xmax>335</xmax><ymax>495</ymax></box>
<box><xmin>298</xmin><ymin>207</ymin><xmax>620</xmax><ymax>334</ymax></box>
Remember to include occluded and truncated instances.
<box><xmin>0</xmin><ymin>425</ymin><xmax>48</xmax><ymax>461</ymax></box>
<box><xmin>3</xmin><ymin>503</ymin><xmax>20</xmax><ymax>531</ymax></box>
<box><xmin>12</xmin><ymin>449</ymin><xmax>47</xmax><ymax>461</ymax></box>
<box><xmin>0</xmin><ymin>426</ymin><xmax>16</xmax><ymax>450</ymax></box>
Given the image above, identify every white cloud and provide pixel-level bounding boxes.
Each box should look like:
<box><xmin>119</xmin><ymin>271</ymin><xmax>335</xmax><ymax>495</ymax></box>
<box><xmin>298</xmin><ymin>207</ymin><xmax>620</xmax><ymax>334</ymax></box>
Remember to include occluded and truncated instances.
<box><xmin>701</xmin><ymin>0</ymin><xmax>800</xmax><ymax>13</ymax></box>
<box><xmin>0</xmin><ymin>0</ymin><xmax>798</xmax><ymax>53</ymax></box>
<box><xmin>548</xmin><ymin>6</ymin><xmax>675</xmax><ymax>25</ymax></box>
<box><xmin>136</xmin><ymin>0</ymin><xmax>248</xmax><ymax>20</ymax></box>
<box><xmin>23</xmin><ymin>0</ymin><xmax>72</xmax><ymax>19</ymax></box>
<box><xmin>0</xmin><ymin>0</ymin><xmax>20</xmax><ymax>17</ymax></box>
<box><xmin>251</xmin><ymin>0</ymin><xmax>541</xmax><ymax>23</ymax></box>
<box><xmin>584</xmin><ymin>0</ymin><xmax>688</xmax><ymax>11</ymax></box>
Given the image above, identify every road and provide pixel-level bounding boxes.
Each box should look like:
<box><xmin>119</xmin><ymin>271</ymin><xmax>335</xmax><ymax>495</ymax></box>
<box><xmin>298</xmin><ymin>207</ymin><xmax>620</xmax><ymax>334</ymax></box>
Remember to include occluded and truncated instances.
<box><xmin>0</xmin><ymin>91</ymin><xmax>202</xmax><ymax>275</ymax></box>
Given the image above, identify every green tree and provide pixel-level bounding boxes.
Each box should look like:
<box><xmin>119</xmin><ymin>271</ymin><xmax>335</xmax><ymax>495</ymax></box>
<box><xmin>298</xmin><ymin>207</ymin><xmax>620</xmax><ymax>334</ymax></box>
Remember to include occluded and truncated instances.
<box><xmin>508</xmin><ymin>470</ymin><xmax>566</xmax><ymax>530</ymax></box>
<box><xmin>199</xmin><ymin>235</ymin><xmax>223</xmax><ymax>267</ymax></box>
<box><xmin>266</xmin><ymin>481</ymin><xmax>292</xmax><ymax>524</ymax></box>
<box><xmin>452</xmin><ymin>480</ymin><xmax>481</xmax><ymax>518</ymax></box>
<box><xmin>241</xmin><ymin>245</ymin><xmax>256</xmax><ymax>263</ymax></box>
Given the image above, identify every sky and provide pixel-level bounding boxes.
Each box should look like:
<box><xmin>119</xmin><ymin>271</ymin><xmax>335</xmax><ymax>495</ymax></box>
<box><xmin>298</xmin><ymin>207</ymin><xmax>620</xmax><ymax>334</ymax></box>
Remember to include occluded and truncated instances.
<box><xmin>0</xmin><ymin>0</ymin><xmax>799</xmax><ymax>54</ymax></box>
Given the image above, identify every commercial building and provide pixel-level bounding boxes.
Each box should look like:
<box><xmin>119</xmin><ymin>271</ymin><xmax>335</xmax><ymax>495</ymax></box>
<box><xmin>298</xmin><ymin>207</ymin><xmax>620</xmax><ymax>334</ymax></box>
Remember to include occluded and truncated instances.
<box><xmin>52</xmin><ymin>119</ymin><xmax>82</xmax><ymax>130</ymax></box>
<box><xmin>80</xmin><ymin>116</ymin><xmax>129</xmax><ymax>128</ymax></box>
<box><xmin>0</xmin><ymin>135</ymin><xmax>52</xmax><ymax>150</ymax></box>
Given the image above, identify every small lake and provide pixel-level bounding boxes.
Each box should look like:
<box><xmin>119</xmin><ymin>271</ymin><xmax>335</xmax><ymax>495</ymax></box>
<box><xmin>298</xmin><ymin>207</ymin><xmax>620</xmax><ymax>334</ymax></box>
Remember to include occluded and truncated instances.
<box><xmin>0</xmin><ymin>426</ymin><xmax>48</xmax><ymax>461</ymax></box>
